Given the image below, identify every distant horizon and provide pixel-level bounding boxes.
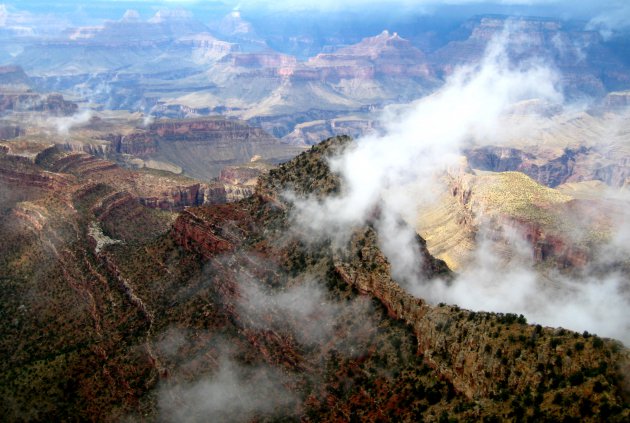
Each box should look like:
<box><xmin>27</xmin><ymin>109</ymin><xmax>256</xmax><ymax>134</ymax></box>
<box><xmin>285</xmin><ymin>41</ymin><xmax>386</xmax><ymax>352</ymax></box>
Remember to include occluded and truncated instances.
<box><xmin>1</xmin><ymin>0</ymin><xmax>629</xmax><ymax>45</ymax></box>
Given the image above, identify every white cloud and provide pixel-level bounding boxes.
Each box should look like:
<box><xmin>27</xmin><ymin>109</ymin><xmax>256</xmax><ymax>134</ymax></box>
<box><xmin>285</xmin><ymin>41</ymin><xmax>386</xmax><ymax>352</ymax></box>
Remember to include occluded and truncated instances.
<box><xmin>0</xmin><ymin>3</ymin><xmax>71</xmax><ymax>34</ymax></box>
<box><xmin>587</xmin><ymin>1</ymin><xmax>630</xmax><ymax>39</ymax></box>
<box><xmin>292</xmin><ymin>28</ymin><xmax>561</xmax><ymax>251</ymax></box>
<box><xmin>0</xmin><ymin>4</ymin><xmax>7</xmax><ymax>27</ymax></box>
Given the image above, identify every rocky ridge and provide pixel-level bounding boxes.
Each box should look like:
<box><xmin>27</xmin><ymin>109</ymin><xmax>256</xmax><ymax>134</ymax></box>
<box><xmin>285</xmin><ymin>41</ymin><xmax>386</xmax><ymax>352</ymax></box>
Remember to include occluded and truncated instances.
<box><xmin>0</xmin><ymin>93</ymin><xmax>78</xmax><ymax>116</ymax></box>
<box><xmin>416</xmin><ymin>161</ymin><xmax>623</xmax><ymax>270</ymax></box>
<box><xmin>173</xmin><ymin>136</ymin><xmax>629</xmax><ymax>418</ymax></box>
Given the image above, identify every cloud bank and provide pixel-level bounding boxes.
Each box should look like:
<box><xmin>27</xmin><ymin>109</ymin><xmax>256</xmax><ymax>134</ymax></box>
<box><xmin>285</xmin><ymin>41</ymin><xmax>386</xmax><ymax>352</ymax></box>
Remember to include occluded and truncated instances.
<box><xmin>290</xmin><ymin>27</ymin><xmax>630</xmax><ymax>344</ymax></box>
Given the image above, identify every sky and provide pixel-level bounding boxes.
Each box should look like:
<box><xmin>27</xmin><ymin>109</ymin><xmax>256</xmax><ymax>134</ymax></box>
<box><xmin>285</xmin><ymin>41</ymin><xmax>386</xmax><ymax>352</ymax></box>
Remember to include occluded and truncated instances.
<box><xmin>0</xmin><ymin>0</ymin><xmax>627</xmax><ymax>42</ymax></box>
<box><xmin>0</xmin><ymin>0</ymin><xmax>630</xmax><ymax>44</ymax></box>
<box><xmin>2</xmin><ymin>0</ymin><xmax>628</xmax><ymax>19</ymax></box>
<box><xmin>1</xmin><ymin>0</ymin><xmax>628</xmax><ymax>42</ymax></box>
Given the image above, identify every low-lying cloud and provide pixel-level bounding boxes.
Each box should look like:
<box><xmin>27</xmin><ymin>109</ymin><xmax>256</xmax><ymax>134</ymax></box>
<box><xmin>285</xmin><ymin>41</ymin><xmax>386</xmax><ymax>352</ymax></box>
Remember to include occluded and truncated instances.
<box><xmin>412</xmin><ymin>224</ymin><xmax>630</xmax><ymax>344</ymax></box>
<box><xmin>292</xmin><ymin>28</ymin><xmax>561</xmax><ymax>262</ymax></box>
<box><xmin>587</xmin><ymin>0</ymin><xmax>630</xmax><ymax>39</ymax></box>
<box><xmin>158</xmin><ymin>357</ymin><xmax>296</xmax><ymax>423</ymax></box>
<box><xmin>48</xmin><ymin>110</ymin><xmax>94</xmax><ymax>135</ymax></box>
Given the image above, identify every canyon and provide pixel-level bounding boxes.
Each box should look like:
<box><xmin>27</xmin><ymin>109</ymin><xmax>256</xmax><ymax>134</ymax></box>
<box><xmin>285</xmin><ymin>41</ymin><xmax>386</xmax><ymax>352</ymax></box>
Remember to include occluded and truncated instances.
<box><xmin>5</xmin><ymin>12</ymin><xmax>627</xmax><ymax>145</ymax></box>
<box><xmin>0</xmin><ymin>2</ymin><xmax>629</xmax><ymax>421</ymax></box>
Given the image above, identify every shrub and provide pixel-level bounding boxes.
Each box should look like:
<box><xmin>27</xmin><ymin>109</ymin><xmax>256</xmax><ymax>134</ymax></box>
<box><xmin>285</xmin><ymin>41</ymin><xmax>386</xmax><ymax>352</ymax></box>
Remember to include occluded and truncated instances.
<box><xmin>569</xmin><ymin>371</ymin><xmax>584</xmax><ymax>386</ymax></box>
<box><xmin>579</xmin><ymin>398</ymin><xmax>593</xmax><ymax>416</ymax></box>
<box><xmin>426</xmin><ymin>386</ymin><xmax>442</xmax><ymax>405</ymax></box>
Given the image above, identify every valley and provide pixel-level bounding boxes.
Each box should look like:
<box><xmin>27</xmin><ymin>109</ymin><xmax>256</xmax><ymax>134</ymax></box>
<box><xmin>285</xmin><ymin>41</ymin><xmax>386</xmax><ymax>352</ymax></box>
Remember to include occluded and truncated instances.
<box><xmin>0</xmin><ymin>1</ymin><xmax>629</xmax><ymax>421</ymax></box>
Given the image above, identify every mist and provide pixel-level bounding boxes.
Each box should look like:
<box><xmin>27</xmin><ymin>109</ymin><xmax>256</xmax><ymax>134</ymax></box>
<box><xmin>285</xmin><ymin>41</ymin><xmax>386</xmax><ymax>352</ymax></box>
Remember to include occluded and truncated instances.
<box><xmin>155</xmin><ymin>253</ymin><xmax>379</xmax><ymax>421</ymax></box>
<box><xmin>158</xmin><ymin>356</ymin><xmax>297</xmax><ymax>423</ymax></box>
<box><xmin>237</xmin><ymin>270</ymin><xmax>377</xmax><ymax>354</ymax></box>
<box><xmin>46</xmin><ymin>110</ymin><xmax>93</xmax><ymax>135</ymax></box>
<box><xmin>587</xmin><ymin>0</ymin><xmax>630</xmax><ymax>38</ymax></box>
<box><xmin>412</xmin><ymin>222</ymin><xmax>630</xmax><ymax>344</ymax></box>
<box><xmin>289</xmin><ymin>26</ymin><xmax>630</xmax><ymax>344</ymax></box>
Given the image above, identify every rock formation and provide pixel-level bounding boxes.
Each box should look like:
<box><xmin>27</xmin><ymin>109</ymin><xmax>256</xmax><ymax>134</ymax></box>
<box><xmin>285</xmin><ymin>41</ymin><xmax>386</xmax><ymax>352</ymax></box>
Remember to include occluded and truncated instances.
<box><xmin>431</xmin><ymin>16</ymin><xmax>628</xmax><ymax>97</ymax></box>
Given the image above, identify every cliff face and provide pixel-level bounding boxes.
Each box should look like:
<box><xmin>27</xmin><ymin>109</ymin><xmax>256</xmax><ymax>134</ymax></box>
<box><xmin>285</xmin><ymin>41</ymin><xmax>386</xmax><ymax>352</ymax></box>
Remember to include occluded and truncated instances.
<box><xmin>281</xmin><ymin>116</ymin><xmax>379</xmax><ymax>145</ymax></box>
<box><xmin>109</xmin><ymin>133</ymin><xmax>158</xmax><ymax>156</ymax></box>
<box><xmin>214</xmin><ymin>30</ymin><xmax>434</xmax><ymax>83</ymax></box>
<box><xmin>426</xmin><ymin>167</ymin><xmax>599</xmax><ymax>270</ymax></box>
<box><xmin>0</xmin><ymin>143</ymin><xmax>255</xmax><ymax>222</ymax></box>
<box><xmin>334</xmin><ymin>227</ymin><xmax>617</xmax><ymax>400</ymax></box>
<box><xmin>0</xmin><ymin>93</ymin><xmax>78</xmax><ymax>116</ymax></box>
<box><xmin>305</xmin><ymin>31</ymin><xmax>434</xmax><ymax>80</ymax></box>
<box><xmin>0</xmin><ymin>66</ymin><xmax>32</xmax><ymax>90</ymax></box>
<box><xmin>222</xmin><ymin>52</ymin><xmax>297</xmax><ymax>69</ymax></box>
<box><xmin>431</xmin><ymin>16</ymin><xmax>629</xmax><ymax>97</ymax></box>
<box><xmin>0</xmin><ymin>125</ymin><xmax>23</xmax><ymax>140</ymax></box>
<box><xmin>106</xmin><ymin>118</ymin><xmax>284</xmax><ymax>159</ymax></box>
<box><xmin>42</xmin><ymin>146</ymin><xmax>258</xmax><ymax>210</ymax></box>
<box><xmin>104</xmin><ymin>117</ymin><xmax>302</xmax><ymax>180</ymax></box>
<box><xmin>0</xmin><ymin>154</ymin><xmax>73</xmax><ymax>192</ymax></box>
<box><xmin>465</xmin><ymin>145</ymin><xmax>630</xmax><ymax>188</ymax></box>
